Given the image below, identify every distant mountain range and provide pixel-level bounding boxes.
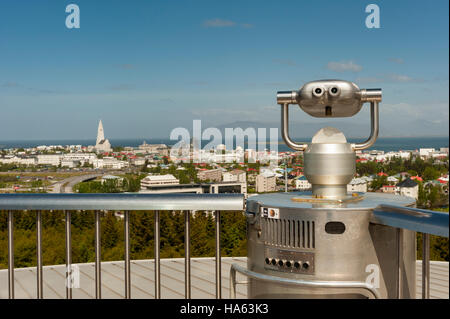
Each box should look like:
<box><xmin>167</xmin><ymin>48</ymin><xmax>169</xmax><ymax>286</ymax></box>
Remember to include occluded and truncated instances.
<box><xmin>213</xmin><ymin>119</ymin><xmax>449</xmax><ymax>139</ymax></box>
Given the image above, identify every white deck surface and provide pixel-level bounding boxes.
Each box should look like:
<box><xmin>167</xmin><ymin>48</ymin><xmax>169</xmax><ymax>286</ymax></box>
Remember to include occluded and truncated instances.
<box><xmin>0</xmin><ymin>257</ymin><xmax>448</xmax><ymax>299</ymax></box>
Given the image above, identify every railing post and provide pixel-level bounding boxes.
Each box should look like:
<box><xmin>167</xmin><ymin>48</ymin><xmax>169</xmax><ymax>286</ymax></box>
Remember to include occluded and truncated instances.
<box><xmin>36</xmin><ymin>210</ymin><xmax>43</xmax><ymax>299</ymax></box>
<box><xmin>65</xmin><ymin>210</ymin><xmax>72</xmax><ymax>299</ymax></box>
<box><xmin>397</xmin><ymin>228</ymin><xmax>403</xmax><ymax>299</ymax></box>
<box><xmin>422</xmin><ymin>233</ymin><xmax>430</xmax><ymax>299</ymax></box>
<box><xmin>215</xmin><ymin>211</ymin><xmax>222</xmax><ymax>299</ymax></box>
<box><xmin>229</xmin><ymin>266</ymin><xmax>236</xmax><ymax>299</ymax></box>
<box><xmin>185</xmin><ymin>210</ymin><xmax>191</xmax><ymax>299</ymax></box>
<box><xmin>154</xmin><ymin>211</ymin><xmax>161</xmax><ymax>299</ymax></box>
<box><xmin>124</xmin><ymin>210</ymin><xmax>131</xmax><ymax>299</ymax></box>
<box><xmin>95</xmin><ymin>211</ymin><xmax>101</xmax><ymax>299</ymax></box>
<box><xmin>8</xmin><ymin>210</ymin><xmax>14</xmax><ymax>299</ymax></box>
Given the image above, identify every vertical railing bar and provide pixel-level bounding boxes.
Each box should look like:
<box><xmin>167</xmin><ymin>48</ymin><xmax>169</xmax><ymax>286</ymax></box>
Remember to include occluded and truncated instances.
<box><xmin>397</xmin><ymin>228</ymin><xmax>403</xmax><ymax>299</ymax></box>
<box><xmin>36</xmin><ymin>210</ymin><xmax>43</xmax><ymax>299</ymax></box>
<box><xmin>8</xmin><ymin>210</ymin><xmax>14</xmax><ymax>299</ymax></box>
<box><xmin>124</xmin><ymin>210</ymin><xmax>131</xmax><ymax>299</ymax></box>
<box><xmin>154</xmin><ymin>210</ymin><xmax>161</xmax><ymax>299</ymax></box>
<box><xmin>184</xmin><ymin>210</ymin><xmax>191</xmax><ymax>299</ymax></box>
<box><xmin>422</xmin><ymin>233</ymin><xmax>430</xmax><ymax>299</ymax></box>
<box><xmin>215</xmin><ymin>210</ymin><xmax>222</xmax><ymax>299</ymax></box>
<box><xmin>65</xmin><ymin>210</ymin><xmax>72</xmax><ymax>299</ymax></box>
<box><xmin>95</xmin><ymin>210</ymin><xmax>101</xmax><ymax>299</ymax></box>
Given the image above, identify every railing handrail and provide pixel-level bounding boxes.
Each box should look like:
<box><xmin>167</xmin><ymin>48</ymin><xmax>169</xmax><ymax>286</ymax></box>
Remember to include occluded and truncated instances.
<box><xmin>0</xmin><ymin>193</ymin><xmax>245</xmax><ymax>211</ymax></box>
<box><xmin>2</xmin><ymin>193</ymin><xmax>240</xmax><ymax>299</ymax></box>
<box><xmin>372</xmin><ymin>204</ymin><xmax>449</xmax><ymax>237</ymax></box>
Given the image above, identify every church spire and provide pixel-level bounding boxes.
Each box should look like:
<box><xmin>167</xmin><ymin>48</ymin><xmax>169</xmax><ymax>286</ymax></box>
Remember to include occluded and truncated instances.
<box><xmin>96</xmin><ymin>120</ymin><xmax>105</xmax><ymax>145</ymax></box>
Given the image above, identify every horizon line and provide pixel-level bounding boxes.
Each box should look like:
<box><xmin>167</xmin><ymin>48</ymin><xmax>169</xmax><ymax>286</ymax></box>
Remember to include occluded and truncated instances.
<box><xmin>0</xmin><ymin>136</ymin><xmax>448</xmax><ymax>142</ymax></box>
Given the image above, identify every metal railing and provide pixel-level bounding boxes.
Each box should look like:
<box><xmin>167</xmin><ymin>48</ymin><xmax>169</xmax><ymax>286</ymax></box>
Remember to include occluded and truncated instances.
<box><xmin>372</xmin><ymin>204</ymin><xmax>449</xmax><ymax>299</ymax></box>
<box><xmin>1</xmin><ymin>193</ymin><xmax>448</xmax><ymax>299</ymax></box>
<box><xmin>0</xmin><ymin>193</ymin><xmax>245</xmax><ymax>299</ymax></box>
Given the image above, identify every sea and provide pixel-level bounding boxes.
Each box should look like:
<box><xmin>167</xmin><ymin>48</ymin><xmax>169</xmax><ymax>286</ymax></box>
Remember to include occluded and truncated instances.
<box><xmin>0</xmin><ymin>137</ymin><xmax>448</xmax><ymax>153</ymax></box>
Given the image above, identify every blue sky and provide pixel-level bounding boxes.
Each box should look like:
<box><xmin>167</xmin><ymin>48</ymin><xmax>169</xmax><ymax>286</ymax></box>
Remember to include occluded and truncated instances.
<box><xmin>0</xmin><ymin>0</ymin><xmax>448</xmax><ymax>140</ymax></box>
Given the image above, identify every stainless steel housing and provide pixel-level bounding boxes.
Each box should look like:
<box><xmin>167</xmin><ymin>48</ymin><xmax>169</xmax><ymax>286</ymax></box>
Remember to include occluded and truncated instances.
<box><xmin>277</xmin><ymin>79</ymin><xmax>382</xmax><ymax>151</ymax></box>
<box><xmin>245</xmin><ymin>192</ymin><xmax>417</xmax><ymax>299</ymax></box>
<box><xmin>304</xmin><ymin>127</ymin><xmax>356</xmax><ymax>199</ymax></box>
<box><xmin>304</xmin><ymin>142</ymin><xmax>355</xmax><ymax>199</ymax></box>
<box><xmin>297</xmin><ymin>79</ymin><xmax>363</xmax><ymax>118</ymax></box>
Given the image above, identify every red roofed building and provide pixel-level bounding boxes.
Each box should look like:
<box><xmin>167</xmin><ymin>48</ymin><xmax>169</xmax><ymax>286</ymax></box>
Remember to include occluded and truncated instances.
<box><xmin>377</xmin><ymin>172</ymin><xmax>388</xmax><ymax>177</ymax></box>
<box><xmin>438</xmin><ymin>175</ymin><xmax>449</xmax><ymax>183</ymax></box>
<box><xmin>410</xmin><ymin>176</ymin><xmax>423</xmax><ymax>182</ymax></box>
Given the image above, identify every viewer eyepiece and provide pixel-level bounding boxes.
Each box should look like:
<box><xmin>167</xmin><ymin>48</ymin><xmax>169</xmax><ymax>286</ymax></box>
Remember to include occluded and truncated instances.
<box><xmin>312</xmin><ymin>86</ymin><xmax>324</xmax><ymax>97</ymax></box>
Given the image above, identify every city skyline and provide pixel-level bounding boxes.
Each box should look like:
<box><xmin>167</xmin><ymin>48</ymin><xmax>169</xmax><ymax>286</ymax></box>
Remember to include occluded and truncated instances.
<box><xmin>0</xmin><ymin>0</ymin><xmax>448</xmax><ymax>139</ymax></box>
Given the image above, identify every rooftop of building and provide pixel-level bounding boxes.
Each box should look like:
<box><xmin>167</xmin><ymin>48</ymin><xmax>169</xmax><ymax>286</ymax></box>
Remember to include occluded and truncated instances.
<box><xmin>397</xmin><ymin>178</ymin><xmax>419</xmax><ymax>188</ymax></box>
<box><xmin>0</xmin><ymin>257</ymin><xmax>447</xmax><ymax>299</ymax></box>
<box><xmin>142</xmin><ymin>174</ymin><xmax>179</xmax><ymax>181</ymax></box>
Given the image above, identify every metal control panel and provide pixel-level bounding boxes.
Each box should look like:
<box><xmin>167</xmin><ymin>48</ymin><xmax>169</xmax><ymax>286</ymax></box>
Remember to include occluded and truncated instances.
<box><xmin>264</xmin><ymin>247</ymin><xmax>315</xmax><ymax>275</ymax></box>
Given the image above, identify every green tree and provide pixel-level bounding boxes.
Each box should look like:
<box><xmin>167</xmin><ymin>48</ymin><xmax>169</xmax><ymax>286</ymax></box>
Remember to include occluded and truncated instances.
<box><xmin>423</xmin><ymin>166</ymin><xmax>440</xmax><ymax>181</ymax></box>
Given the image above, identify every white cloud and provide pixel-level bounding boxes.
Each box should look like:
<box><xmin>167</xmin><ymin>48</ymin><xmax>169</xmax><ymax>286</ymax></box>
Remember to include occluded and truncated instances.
<box><xmin>388</xmin><ymin>74</ymin><xmax>415</xmax><ymax>82</ymax></box>
<box><xmin>273</xmin><ymin>59</ymin><xmax>296</xmax><ymax>66</ymax></box>
<box><xmin>355</xmin><ymin>77</ymin><xmax>383</xmax><ymax>84</ymax></box>
<box><xmin>388</xmin><ymin>58</ymin><xmax>404</xmax><ymax>64</ymax></box>
<box><xmin>356</xmin><ymin>74</ymin><xmax>420</xmax><ymax>83</ymax></box>
<box><xmin>2</xmin><ymin>82</ymin><xmax>20</xmax><ymax>87</ymax></box>
<box><xmin>203</xmin><ymin>19</ymin><xmax>253</xmax><ymax>28</ymax></box>
<box><xmin>327</xmin><ymin>61</ymin><xmax>363</xmax><ymax>72</ymax></box>
<box><xmin>203</xmin><ymin>18</ymin><xmax>236</xmax><ymax>28</ymax></box>
<box><xmin>382</xmin><ymin>102</ymin><xmax>421</xmax><ymax>118</ymax></box>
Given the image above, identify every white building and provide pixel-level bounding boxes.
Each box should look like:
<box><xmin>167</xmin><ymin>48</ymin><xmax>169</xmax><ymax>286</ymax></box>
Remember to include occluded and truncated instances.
<box><xmin>61</xmin><ymin>159</ymin><xmax>79</xmax><ymax>168</ymax></box>
<box><xmin>92</xmin><ymin>157</ymin><xmax>128</xmax><ymax>169</ymax></box>
<box><xmin>101</xmin><ymin>175</ymin><xmax>124</xmax><ymax>186</ymax></box>
<box><xmin>223</xmin><ymin>170</ymin><xmax>246</xmax><ymax>183</ymax></box>
<box><xmin>256</xmin><ymin>172</ymin><xmax>276</xmax><ymax>193</ymax></box>
<box><xmin>396</xmin><ymin>178</ymin><xmax>419</xmax><ymax>199</ymax></box>
<box><xmin>138</xmin><ymin>142</ymin><xmax>169</xmax><ymax>156</ymax></box>
<box><xmin>37</xmin><ymin>154</ymin><xmax>62</xmax><ymax>166</ymax></box>
<box><xmin>360</xmin><ymin>176</ymin><xmax>374</xmax><ymax>184</ymax></box>
<box><xmin>63</xmin><ymin>153</ymin><xmax>97</xmax><ymax>164</ymax></box>
<box><xmin>419</xmin><ymin>148</ymin><xmax>435</xmax><ymax>158</ymax></box>
<box><xmin>347</xmin><ymin>178</ymin><xmax>368</xmax><ymax>193</ymax></box>
<box><xmin>295</xmin><ymin>175</ymin><xmax>312</xmax><ymax>190</ymax></box>
<box><xmin>140</xmin><ymin>174</ymin><xmax>180</xmax><ymax>189</ymax></box>
<box><xmin>0</xmin><ymin>156</ymin><xmax>37</xmax><ymax>166</ymax></box>
<box><xmin>131</xmin><ymin>158</ymin><xmax>146</xmax><ymax>166</ymax></box>
<box><xmin>387</xmin><ymin>176</ymin><xmax>399</xmax><ymax>184</ymax></box>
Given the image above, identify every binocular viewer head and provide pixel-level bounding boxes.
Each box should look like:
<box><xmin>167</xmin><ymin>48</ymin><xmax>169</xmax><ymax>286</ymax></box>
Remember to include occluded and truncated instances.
<box><xmin>277</xmin><ymin>79</ymin><xmax>381</xmax><ymax>118</ymax></box>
